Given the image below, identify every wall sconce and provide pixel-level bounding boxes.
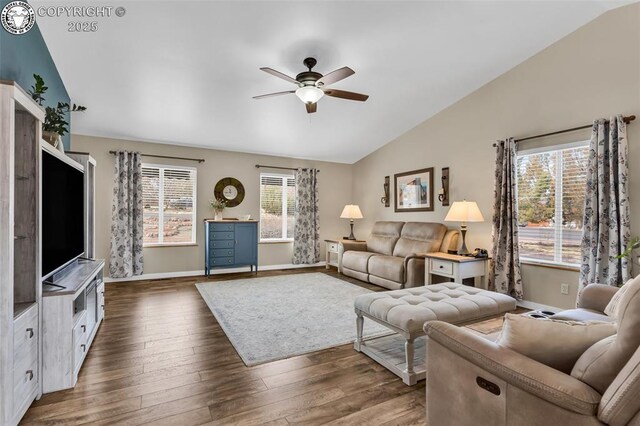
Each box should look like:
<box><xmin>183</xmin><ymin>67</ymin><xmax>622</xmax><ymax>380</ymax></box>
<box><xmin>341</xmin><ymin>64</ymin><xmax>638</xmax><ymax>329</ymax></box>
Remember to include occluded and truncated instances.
<box><xmin>438</xmin><ymin>167</ymin><xmax>449</xmax><ymax>206</ymax></box>
<box><xmin>381</xmin><ymin>176</ymin><xmax>390</xmax><ymax>207</ymax></box>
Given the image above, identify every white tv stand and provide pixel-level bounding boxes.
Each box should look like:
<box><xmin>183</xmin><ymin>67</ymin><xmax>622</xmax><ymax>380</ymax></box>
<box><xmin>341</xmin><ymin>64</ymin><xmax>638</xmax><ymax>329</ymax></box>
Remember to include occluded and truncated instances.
<box><xmin>42</xmin><ymin>258</ymin><xmax>105</xmax><ymax>393</ymax></box>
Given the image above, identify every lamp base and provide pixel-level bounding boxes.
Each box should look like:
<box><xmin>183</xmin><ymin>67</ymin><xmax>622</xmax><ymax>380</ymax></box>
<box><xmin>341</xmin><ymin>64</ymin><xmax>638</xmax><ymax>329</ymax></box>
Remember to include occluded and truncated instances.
<box><xmin>347</xmin><ymin>221</ymin><xmax>356</xmax><ymax>240</ymax></box>
<box><xmin>457</xmin><ymin>225</ymin><xmax>469</xmax><ymax>255</ymax></box>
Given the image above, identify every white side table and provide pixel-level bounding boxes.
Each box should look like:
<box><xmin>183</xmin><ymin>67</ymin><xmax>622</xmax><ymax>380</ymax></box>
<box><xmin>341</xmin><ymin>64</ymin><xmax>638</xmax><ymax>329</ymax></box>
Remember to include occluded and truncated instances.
<box><xmin>423</xmin><ymin>252</ymin><xmax>490</xmax><ymax>289</ymax></box>
<box><xmin>325</xmin><ymin>239</ymin><xmax>341</xmax><ymax>270</ymax></box>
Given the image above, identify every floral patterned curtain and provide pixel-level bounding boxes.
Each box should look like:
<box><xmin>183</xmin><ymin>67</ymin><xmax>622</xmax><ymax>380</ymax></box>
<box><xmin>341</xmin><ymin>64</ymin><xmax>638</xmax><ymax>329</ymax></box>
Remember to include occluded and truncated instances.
<box><xmin>579</xmin><ymin>115</ymin><xmax>631</xmax><ymax>291</ymax></box>
<box><xmin>490</xmin><ymin>138</ymin><xmax>524</xmax><ymax>300</ymax></box>
<box><xmin>110</xmin><ymin>151</ymin><xmax>144</xmax><ymax>278</ymax></box>
<box><xmin>292</xmin><ymin>168</ymin><xmax>320</xmax><ymax>264</ymax></box>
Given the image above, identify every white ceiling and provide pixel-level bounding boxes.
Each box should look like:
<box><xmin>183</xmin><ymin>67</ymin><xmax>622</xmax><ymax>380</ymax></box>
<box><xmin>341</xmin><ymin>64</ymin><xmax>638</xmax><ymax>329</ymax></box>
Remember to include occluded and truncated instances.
<box><xmin>33</xmin><ymin>0</ymin><xmax>630</xmax><ymax>163</ymax></box>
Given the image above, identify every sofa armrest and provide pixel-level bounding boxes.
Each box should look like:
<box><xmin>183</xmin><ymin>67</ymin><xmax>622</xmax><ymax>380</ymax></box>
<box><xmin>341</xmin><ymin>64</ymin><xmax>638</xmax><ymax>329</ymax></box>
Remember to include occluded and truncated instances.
<box><xmin>425</xmin><ymin>321</ymin><xmax>602</xmax><ymax>416</ymax></box>
<box><xmin>577</xmin><ymin>284</ymin><xmax>619</xmax><ymax>313</ymax></box>
<box><xmin>340</xmin><ymin>241</ymin><xmax>368</xmax><ymax>252</ymax></box>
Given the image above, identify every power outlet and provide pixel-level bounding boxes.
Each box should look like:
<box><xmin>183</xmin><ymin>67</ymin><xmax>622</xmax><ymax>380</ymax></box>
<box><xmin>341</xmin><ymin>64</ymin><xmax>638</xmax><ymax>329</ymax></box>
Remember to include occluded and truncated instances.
<box><xmin>560</xmin><ymin>283</ymin><xmax>570</xmax><ymax>295</ymax></box>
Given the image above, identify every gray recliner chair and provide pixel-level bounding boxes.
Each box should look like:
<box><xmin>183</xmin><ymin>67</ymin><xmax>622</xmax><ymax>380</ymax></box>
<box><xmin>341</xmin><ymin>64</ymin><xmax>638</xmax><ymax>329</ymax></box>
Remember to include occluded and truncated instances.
<box><xmin>424</xmin><ymin>276</ymin><xmax>640</xmax><ymax>426</ymax></box>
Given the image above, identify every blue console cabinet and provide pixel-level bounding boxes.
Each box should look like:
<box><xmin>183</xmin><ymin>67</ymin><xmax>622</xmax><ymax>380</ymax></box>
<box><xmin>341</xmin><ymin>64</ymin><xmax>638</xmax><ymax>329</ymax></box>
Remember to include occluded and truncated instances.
<box><xmin>204</xmin><ymin>220</ymin><xmax>258</xmax><ymax>276</ymax></box>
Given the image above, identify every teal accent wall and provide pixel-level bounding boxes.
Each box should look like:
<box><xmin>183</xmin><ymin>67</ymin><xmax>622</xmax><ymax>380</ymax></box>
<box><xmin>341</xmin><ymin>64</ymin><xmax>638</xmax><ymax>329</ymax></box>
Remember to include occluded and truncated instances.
<box><xmin>0</xmin><ymin>0</ymin><xmax>71</xmax><ymax>149</ymax></box>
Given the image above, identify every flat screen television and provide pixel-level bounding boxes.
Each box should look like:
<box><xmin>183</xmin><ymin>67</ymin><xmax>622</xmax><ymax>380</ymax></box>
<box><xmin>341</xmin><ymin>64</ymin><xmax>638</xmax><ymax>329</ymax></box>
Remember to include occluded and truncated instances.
<box><xmin>42</xmin><ymin>150</ymin><xmax>85</xmax><ymax>279</ymax></box>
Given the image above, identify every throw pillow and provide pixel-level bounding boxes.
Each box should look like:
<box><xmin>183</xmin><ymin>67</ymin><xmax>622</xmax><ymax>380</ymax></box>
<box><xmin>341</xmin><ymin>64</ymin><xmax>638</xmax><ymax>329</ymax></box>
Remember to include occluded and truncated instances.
<box><xmin>604</xmin><ymin>280</ymin><xmax>631</xmax><ymax>318</ymax></box>
<box><xmin>496</xmin><ymin>313</ymin><xmax>617</xmax><ymax>373</ymax></box>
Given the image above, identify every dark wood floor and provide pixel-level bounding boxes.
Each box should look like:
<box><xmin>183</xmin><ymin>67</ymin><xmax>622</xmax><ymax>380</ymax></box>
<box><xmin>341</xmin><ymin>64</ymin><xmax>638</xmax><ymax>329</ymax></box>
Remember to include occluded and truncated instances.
<box><xmin>22</xmin><ymin>268</ymin><xmax>428</xmax><ymax>425</ymax></box>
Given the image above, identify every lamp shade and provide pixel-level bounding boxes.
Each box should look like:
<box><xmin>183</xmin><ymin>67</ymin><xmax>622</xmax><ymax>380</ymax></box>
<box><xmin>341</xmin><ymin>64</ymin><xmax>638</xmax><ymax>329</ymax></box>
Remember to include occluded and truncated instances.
<box><xmin>340</xmin><ymin>204</ymin><xmax>363</xmax><ymax>219</ymax></box>
<box><xmin>444</xmin><ymin>200</ymin><xmax>484</xmax><ymax>223</ymax></box>
<box><xmin>295</xmin><ymin>86</ymin><xmax>324</xmax><ymax>104</ymax></box>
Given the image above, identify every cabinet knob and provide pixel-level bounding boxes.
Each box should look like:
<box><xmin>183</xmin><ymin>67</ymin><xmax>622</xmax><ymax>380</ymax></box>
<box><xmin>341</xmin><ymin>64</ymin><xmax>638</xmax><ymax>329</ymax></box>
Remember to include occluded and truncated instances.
<box><xmin>81</xmin><ymin>325</ymin><xmax>86</xmax><ymax>332</ymax></box>
<box><xmin>81</xmin><ymin>344</ymin><xmax>86</xmax><ymax>352</ymax></box>
<box><xmin>26</xmin><ymin>327</ymin><xmax>34</xmax><ymax>338</ymax></box>
<box><xmin>26</xmin><ymin>370</ymin><xmax>33</xmax><ymax>381</ymax></box>
<box><xmin>439</xmin><ymin>265</ymin><xmax>444</xmax><ymax>269</ymax></box>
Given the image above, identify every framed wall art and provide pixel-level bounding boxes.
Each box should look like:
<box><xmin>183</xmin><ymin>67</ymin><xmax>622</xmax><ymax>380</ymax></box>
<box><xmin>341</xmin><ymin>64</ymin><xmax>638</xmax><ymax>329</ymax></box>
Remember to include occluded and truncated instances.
<box><xmin>394</xmin><ymin>167</ymin><xmax>434</xmax><ymax>212</ymax></box>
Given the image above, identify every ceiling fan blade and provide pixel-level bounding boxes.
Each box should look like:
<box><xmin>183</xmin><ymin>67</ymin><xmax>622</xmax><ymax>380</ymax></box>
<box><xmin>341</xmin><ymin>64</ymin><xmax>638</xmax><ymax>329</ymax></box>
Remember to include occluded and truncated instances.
<box><xmin>323</xmin><ymin>89</ymin><xmax>369</xmax><ymax>102</ymax></box>
<box><xmin>260</xmin><ymin>67</ymin><xmax>300</xmax><ymax>85</ymax></box>
<box><xmin>316</xmin><ymin>67</ymin><xmax>354</xmax><ymax>86</ymax></box>
<box><xmin>306</xmin><ymin>102</ymin><xmax>317</xmax><ymax>114</ymax></box>
<box><xmin>252</xmin><ymin>90</ymin><xmax>295</xmax><ymax>100</ymax></box>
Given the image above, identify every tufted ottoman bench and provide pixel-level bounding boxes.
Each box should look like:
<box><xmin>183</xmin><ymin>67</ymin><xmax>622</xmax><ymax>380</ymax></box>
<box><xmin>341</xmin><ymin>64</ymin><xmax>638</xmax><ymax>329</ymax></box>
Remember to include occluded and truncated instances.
<box><xmin>354</xmin><ymin>283</ymin><xmax>516</xmax><ymax>385</ymax></box>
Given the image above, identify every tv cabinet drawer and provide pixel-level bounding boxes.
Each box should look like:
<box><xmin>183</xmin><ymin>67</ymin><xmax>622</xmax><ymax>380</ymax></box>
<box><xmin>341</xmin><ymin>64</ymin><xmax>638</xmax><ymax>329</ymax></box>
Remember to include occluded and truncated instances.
<box><xmin>13</xmin><ymin>340</ymin><xmax>38</xmax><ymax>417</ymax></box>
<box><xmin>73</xmin><ymin>311</ymin><xmax>88</xmax><ymax>373</ymax></box>
<box><xmin>97</xmin><ymin>283</ymin><xmax>105</xmax><ymax>322</ymax></box>
<box><xmin>13</xmin><ymin>304</ymin><xmax>38</xmax><ymax>353</ymax></box>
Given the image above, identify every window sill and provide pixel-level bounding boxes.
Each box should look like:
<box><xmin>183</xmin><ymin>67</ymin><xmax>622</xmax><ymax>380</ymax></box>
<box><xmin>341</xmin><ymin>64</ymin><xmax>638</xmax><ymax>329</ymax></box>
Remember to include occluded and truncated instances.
<box><xmin>144</xmin><ymin>243</ymin><xmax>198</xmax><ymax>248</ymax></box>
<box><xmin>259</xmin><ymin>239</ymin><xmax>293</xmax><ymax>244</ymax></box>
<box><xmin>520</xmin><ymin>259</ymin><xmax>579</xmax><ymax>272</ymax></box>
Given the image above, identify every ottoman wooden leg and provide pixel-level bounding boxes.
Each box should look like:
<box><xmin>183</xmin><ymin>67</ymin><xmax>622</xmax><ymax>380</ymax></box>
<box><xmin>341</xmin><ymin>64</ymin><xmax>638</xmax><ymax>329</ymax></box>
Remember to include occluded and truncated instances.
<box><xmin>404</xmin><ymin>338</ymin><xmax>417</xmax><ymax>385</ymax></box>
<box><xmin>355</xmin><ymin>312</ymin><xmax>364</xmax><ymax>351</ymax></box>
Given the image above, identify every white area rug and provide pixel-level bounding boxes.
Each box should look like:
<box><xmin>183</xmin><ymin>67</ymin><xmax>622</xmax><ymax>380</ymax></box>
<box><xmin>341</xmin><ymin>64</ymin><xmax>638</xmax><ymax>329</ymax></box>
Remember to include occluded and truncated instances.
<box><xmin>196</xmin><ymin>272</ymin><xmax>390</xmax><ymax>366</ymax></box>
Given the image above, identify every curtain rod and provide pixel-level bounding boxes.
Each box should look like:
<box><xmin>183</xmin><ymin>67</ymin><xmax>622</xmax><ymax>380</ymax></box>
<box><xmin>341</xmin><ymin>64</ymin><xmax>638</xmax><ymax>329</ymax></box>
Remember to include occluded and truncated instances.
<box><xmin>493</xmin><ymin>115</ymin><xmax>636</xmax><ymax>147</ymax></box>
<box><xmin>108</xmin><ymin>151</ymin><xmax>205</xmax><ymax>163</ymax></box>
<box><xmin>255</xmin><ymin>164</ymin><xmax>320</xmax><ymax>173</ymax></box>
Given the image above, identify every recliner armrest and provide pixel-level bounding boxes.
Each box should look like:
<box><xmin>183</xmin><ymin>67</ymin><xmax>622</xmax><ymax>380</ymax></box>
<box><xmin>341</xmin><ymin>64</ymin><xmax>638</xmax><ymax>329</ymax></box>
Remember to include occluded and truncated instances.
<box><xmin>340</xmin><ymin>241</ymin><xmax>367</xmax><ymax>252</ymax></box>
<box><xmin>578</xmin><ymin>283</ymin><xmax>619</xmax><ymax>313</ymax></box>
<box><xmin>425</xmin><ymin>321</ymin><xmax>602</xmax><ymax>416</ymax></box>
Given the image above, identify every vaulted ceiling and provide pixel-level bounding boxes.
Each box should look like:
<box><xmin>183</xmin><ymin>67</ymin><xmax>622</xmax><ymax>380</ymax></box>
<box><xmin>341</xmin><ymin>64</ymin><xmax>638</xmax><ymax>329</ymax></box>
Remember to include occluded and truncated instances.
<box><xmin>33</xmin><ymin>1</ymin><xmax>630</xmax><ymax>163</ymax></box>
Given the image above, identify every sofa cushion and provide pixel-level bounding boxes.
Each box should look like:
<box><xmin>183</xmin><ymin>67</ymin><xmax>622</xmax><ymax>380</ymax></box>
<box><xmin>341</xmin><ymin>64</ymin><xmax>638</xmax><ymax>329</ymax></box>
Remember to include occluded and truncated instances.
<box><xmin>367</xmin><ymin>221</ymin><xmax>404</xmax><ymax>255</ymax></box>
<box><xmin>551</xmin><ymin>308</ymin><xmax>613</xmax><ymax>323</ymax></box>
<box><xmin>393</xmin><ymin>222</ymin><xmax>447</xmax><ymax>258</ymax></box>
<box><xmin>571</xmin><ymin>274</ymin><xmax>640</xmax><ymax>394</ymax></box>
<box><xmin>368</xmin><ymin>255</ymin><xmax>405</xmax><ymax>283</ymax></box>
<box><xmin>496</xmin><ymin>314</ymin><xmax>617</xmax><ymax>374</ymax></box>
<box><xmin>342</xmin><ymin>251</ymin><xmax>377</xmax><ymax>273</ymax></box>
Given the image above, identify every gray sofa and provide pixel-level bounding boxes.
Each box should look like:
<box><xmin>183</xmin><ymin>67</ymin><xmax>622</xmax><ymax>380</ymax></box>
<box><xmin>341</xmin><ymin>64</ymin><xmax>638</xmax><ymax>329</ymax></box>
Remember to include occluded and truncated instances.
<box><xmin>339</xmin><ymin>221</ymin><xmax>459</xmax><ymax>290</ymax></box>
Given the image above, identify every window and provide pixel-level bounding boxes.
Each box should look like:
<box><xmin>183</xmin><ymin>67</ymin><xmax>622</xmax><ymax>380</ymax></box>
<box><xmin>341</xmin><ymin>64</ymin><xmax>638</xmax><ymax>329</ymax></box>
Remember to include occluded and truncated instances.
<box><xmin>259</xmin><ymin>173</ymin><xmax>295</xmax><ymax>241</ymax></box>
<box><xmin>516</xmin><ymin>142</ymin><xmax>589</xmax><ymax>266</ymax></box>
<box><xmin>142</xmin><ymin>164</ymin><xmax>197</xmax><ymax>246</ymax></box>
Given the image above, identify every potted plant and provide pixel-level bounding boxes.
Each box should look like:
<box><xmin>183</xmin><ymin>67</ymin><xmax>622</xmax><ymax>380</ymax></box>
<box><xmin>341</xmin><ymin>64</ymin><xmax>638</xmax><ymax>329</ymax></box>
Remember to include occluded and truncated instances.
<box><xmin>28</xmin><ymin>74</ymin><xmax>86</xmax><ymax>150</ymax></box>
<box><xmin>210</xmin><ymin>198</ymin><xmax>227</xmax><ymax>220</ymax></box>
<box><xmin>618</xmin><ymin>236</ymin><xmax>640</xmax><ymax>277</ymax></box>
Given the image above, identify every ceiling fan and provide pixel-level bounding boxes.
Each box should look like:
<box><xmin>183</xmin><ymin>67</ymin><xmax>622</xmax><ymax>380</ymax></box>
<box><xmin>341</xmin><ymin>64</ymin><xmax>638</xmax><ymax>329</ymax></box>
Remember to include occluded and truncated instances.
<box><xmin>253</xmin><ymin>57</ymin><xmax>369</xmax><ymax>114</ymax></box>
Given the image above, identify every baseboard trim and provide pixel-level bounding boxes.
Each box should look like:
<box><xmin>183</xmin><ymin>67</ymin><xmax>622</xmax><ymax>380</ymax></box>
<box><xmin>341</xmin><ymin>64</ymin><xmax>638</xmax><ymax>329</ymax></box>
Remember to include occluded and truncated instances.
<box><xmin>104</xmin><ymin>262</ymin><xmax>327</xmax><ymax>283</ymax></box>
<box><xmin>517</xmin><ymin>299</ymin><xmax>563</xmax><ymax>313</ymax></box>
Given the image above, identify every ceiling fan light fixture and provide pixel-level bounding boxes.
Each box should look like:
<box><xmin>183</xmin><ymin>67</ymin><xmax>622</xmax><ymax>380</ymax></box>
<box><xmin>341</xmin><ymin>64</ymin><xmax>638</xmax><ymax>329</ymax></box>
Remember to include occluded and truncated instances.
<box><xmin>295</xmin><ymin>86</ymin><xmax>324</xmax><ymax>104</ymax></box>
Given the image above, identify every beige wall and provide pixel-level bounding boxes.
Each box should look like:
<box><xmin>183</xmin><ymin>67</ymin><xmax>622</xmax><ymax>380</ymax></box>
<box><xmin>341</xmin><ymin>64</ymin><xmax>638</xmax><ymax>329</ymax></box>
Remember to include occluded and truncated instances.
<box><xmin>351</xmin><ymin>4</ymin><xmax>640</xmax><ymax>309</ymax></box>
<box><xmin>71</xmin><ymin>135</ymin><xmax>354</xmax><ymax>276</ymax></box>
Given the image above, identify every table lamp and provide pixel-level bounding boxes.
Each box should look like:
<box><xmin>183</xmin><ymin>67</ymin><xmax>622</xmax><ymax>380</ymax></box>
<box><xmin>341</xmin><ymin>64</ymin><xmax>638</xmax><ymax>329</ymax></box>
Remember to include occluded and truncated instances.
<box><xmin>444</xmin><ymin>200</ymin><xmax>484</xmax><ymax>255</ymax></box>
<box><xmin>340</xmin><ymin>205</ymin><xmax>363</xmax><ymax>240</ymax></box>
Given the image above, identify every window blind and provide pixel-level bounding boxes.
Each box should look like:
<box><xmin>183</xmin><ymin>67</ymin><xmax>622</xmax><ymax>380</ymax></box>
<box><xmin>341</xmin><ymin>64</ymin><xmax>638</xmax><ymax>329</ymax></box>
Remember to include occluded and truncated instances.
<box><xmin>142</xmin><ymin>165</ymin><xmax>197</xmax><ymax>245</ymax></box>
<box><xmin>516</xmin><ymin>144</ymin><xmax>589</xmax><ymax>266</ymax></box>
<box><xmin>260</xmin><ymin>174</ymin><xmax>295</xmax><ymax>240</ymax></box>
